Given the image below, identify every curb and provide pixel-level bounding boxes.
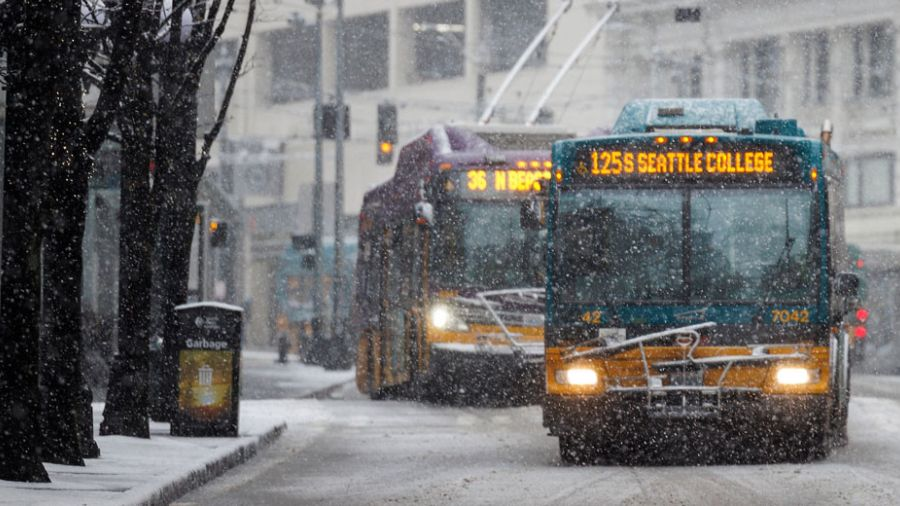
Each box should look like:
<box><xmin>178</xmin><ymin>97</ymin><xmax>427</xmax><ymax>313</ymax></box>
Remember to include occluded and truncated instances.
<box><xmin>131</xmin><ymin>422</ymin><xmax>287</xmax><ymax>506</ymax></box>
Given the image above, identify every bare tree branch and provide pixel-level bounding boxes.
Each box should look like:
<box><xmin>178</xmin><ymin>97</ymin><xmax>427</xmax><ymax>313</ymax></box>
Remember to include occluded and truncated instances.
<box><xmin>82</xmin><ymin>0</ymin><xmax>144</xmax><ymax>155</ymax></box>
<box><xmin>198</xmin><ymin>0</ymin><xmax>254</xmax><ymax>168</ymax></box>
<box><xmin>170</xmin><ymin>0</ymin><xmax>235</xmax><ymax>104</ymax></box>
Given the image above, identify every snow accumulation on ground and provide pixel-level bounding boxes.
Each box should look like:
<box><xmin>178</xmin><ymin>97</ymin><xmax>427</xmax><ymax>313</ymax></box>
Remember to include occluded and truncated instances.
<box><xmin>240</xmin><ymin>350</ymin><xmax>356</xmax><ymax>399</ymax></box>
<box><xmin>0</xmin><ymin>401</ymin><xmax>319</xmax><ymax>506</ymax></box>
<box><xmin>177</xmin><ymin>389</ymin><xmax>900</xmax><ymax>506</ymax></box>
<box><xmin>0</xmin><ymin>350</ymin><xmax>353</xmax><ymax>506</ymax></box>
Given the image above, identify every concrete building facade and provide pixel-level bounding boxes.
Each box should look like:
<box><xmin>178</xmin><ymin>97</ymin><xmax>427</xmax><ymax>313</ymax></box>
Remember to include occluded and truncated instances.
<box><xmin>212</xmin><ymin>0</ymin><xmax>900</xmax><ymax>347</ymax></box>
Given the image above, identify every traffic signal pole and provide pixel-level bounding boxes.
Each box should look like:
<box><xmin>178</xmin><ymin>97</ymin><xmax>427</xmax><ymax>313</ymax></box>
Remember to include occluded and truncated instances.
<box><xmin>311</xmin><ymin>0</ymin><xmax>325</xmax><ymax>351</ymax></box>
<box><xmin>331</xmin><ymin>0</ymin><xmax>346</xmax><ymax>364</ymax></box>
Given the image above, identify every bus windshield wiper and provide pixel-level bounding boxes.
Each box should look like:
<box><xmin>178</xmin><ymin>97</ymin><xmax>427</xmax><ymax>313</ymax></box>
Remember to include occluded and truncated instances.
<box><xmin>759</xmin><ymin>200</ymin><xmax>794</xmax><ymax>305</ymax></box>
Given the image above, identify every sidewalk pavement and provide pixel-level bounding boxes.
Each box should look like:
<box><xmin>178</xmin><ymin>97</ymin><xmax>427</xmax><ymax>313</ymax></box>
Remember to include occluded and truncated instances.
<box><xmin>240</xmin><ymin>350</ymin><xmax>357</xmax><ymax>399</ymax></box>
<box><xmin>0</xmin><ymin>402</ymin><xmax>288</xmax><ymax>506</ymax></box>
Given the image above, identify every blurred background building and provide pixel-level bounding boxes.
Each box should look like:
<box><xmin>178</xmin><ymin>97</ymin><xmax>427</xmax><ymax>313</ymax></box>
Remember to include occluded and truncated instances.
<box><xmin>189</xmin><ymin>0</ymin><xmax>900</xmax><ymax>352</ymax></box>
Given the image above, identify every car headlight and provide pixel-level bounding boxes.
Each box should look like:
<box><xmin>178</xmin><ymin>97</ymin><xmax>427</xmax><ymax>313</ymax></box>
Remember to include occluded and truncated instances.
<box><xmin>429</xmin><ymin>304</ymin><xmax>468</xmax><ymax>331</ymax></box>
<box><xmin>775</xmin><ymin>367</ymin><xmax>819</xmax><ymax>385</ymax></box>
<box><xmin>555</xmin><ymin>367</ymin><xmax>599</xmax><ymax>386</ymax></box>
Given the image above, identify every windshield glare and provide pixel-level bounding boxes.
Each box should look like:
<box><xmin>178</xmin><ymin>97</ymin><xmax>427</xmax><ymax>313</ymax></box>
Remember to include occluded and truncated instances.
<box><xmin>557</xmin><ymin>187</ymin><xmax>816</xmax><ymax>304</ymax></box>
<box><xmin>433</xmin><ymin>200</ymin><xmax>545</xmax><ymax>290</ymax></box>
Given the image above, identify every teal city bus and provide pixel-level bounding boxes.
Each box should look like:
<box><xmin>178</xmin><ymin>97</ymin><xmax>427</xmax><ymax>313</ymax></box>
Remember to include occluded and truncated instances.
<box><xmin>543</xmin><ymin>99</ymin><xmax>860</xmax><ymax>464</ymax></box>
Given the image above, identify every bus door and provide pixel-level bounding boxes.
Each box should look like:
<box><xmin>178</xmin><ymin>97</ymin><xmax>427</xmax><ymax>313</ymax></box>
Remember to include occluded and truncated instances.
<box><xmin>381</xmin><ymin>224</ymin><xmax>414</xmax><ymax>384</ymax></box>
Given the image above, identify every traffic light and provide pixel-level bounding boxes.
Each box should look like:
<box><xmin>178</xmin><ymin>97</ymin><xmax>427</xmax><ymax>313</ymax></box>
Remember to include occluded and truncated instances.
<box><xmin>209</xmin><ymin>220</ymin><xmax>228</xmax><ymax>247</ymax></box>
<box><xmin>319</xmin><ymin>103</ymin><xmax>350</xmax><ymax>140</ymax></box>
<box><xmin>377</xmin><ymin>102</ymin><xmax>397</xmax><ymax>165</ymax></box>
<box><xmin>291</xmin><ymin>234</ymin><xmax>316</xmax><ymax>269</ymax></box>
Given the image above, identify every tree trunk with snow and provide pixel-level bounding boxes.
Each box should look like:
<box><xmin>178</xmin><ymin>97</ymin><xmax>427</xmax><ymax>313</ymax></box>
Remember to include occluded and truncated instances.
<box><xmin>149</xmin><ymin>0</ymin><xmax>255</xmax><ymax>420</ymax></box>
<box><xmin>39</xmin><ymin>0</ymin><xmax>140</xmax><ymax>457</ymax></box>
<box><xmin>39</xmin><ymin>1</ymin><xmax>89</xmax><ymax>465</ymax></box>
<box><xmin>101</xmin><ymin>10</ymin><xmax>158</xmax><ymax>439</ymax></box>
<box><xmin>0</xmin><ymin>3</ymin><xmax>56</xmax><ymax>483</ymax></box>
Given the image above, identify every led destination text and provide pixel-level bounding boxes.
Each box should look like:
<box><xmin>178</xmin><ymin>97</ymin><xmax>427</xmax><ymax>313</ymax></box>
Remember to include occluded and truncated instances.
<box><xmin>466</xmin><ymin>169</ymin><xmax>552</xmax><ymax>193</ymax></box>
<box><xmin>584</xmin><ymin>150</ymin><xmax>776</xmax><ymax>177</ymax></box>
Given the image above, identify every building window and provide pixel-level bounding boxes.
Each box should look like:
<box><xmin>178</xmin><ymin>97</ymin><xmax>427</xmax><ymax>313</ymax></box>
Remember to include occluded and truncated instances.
<box><xmin>735</xmin><ymin>38</ymin><xmax>781</xmax><ymax>111</ymax></box>
<box><xmin>801</xmin><ymin>32</ymin><xmax>829</xmax><ymax>105</ymax></box>
<box><xmin>214</xmin><ymin>39</ymin><xmax>238</xmax><ymax>104</ymax></box>
<box><xmin>657</xmin><ymin>54</ymin><xmax>702</xmax><ymax>98</ymax></box>
<box><xmin>220</xmin><ymin>139</ymin><xmax>285</xmax><ymax>198</ymax></box>
<box><xmin>409</xmin><ymin>1</ymin><xmax>465</xmax><ymax>82</ymax></box>
<box><xmin>269</xmin><ymin>21</ymin><xmax>318</xmax><ymax>103</ymax></box>
<box><xmin>852</xmin><ymin>23</ymin><xmax>894</xmax><ymax>99</ymax></box>
<box><xmin>846</xmin><ymin>154</ymin><xmax>895</xmax><ymax>207</ymax></box>
<box><xmin>481</xmin><ymin>0</ymin><xmax>547</xmax><ymax>72</ymax></box>
<box><xmin>342</xmin><ymin>12</ymin><xmax>389</xmax><ymax>91</ymax></box>
<box><xmin>688</xmin><ymin>55</ymin><xmax>703</xmax><ymax>98</ymax></box>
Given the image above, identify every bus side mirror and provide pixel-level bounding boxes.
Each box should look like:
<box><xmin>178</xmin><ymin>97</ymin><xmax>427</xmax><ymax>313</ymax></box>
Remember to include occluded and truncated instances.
<box><xmin>415</xmin><ymin>201</ymin><xmax>433</xmax><ymax>226</ymax></box>
<box><xmin>834</xmin><ymin>272</ymin><xmax>860</xmax><ymax>297</ymax></box>
<box><xmin>520</xmin><ymin>199</ymin><xmax>545</xmax><ymax>230</ymax></box>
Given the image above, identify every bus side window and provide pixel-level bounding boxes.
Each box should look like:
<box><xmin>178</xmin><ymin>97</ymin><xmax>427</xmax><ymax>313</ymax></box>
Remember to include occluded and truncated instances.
<box><xmin>383</xmin><ymin>225</ymin><xmax>412</xmax><ymax>374</ymax></box>
<box><xmin>363</xmin><ymin>239</ymin><xmax>381</xmax><ymax>326</ymax></box>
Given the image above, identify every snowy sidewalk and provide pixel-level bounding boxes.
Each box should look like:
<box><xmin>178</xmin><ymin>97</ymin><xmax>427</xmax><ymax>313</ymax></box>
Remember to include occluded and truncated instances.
<box><xmin>0</xmin><ymin>401</ymin><xmax>290</xmax><ymax>506</ymax></box>
<box><xmin>240</xmin><ymin>349</ymin><xmax>356</xmax><ymax>399</ymax></box>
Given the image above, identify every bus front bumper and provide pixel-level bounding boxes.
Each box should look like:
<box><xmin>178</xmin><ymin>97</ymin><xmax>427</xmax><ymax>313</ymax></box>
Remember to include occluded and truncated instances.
<box><xmin>543</xmin><ymin>392</ymin><xmax>828</xmax><ymax>436</ymax></box>
<box><xmin>429</xmin><ymin>342</ymin><xmax>544</xmax><ymax>397</ymax></box>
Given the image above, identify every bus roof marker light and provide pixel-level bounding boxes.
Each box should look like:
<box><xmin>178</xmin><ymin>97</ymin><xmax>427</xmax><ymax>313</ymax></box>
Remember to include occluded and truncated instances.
<box><xmin>654</xmin><ymin>136</ymin><xmax>667</xmax><ymax>145</ymax></box>
<box><xmin>543</xmin><ymin>160</ymin><xmax>553</xmax><ymax>169</ymax></box>
<box><xmin>704</xmin><ymin>136</ymin><xmax>717</xmax><ymax>144</ymax></box>
<box><xmin>530</xmin><ymin>160</ymin><xmax>541</xmax><ymax>169</ymax></box>
<box><xmin>438</xmin><ymin>162</ymin><xmax>453</xmax><ymax>171</ymax></box>
<box><xmin>516</xmin><ymin>160</ymin><xmax>527</xmax><ymax>169</ymax></box>
<box><xmin>679</xmin><ymin>136</ymin><xmax>692</xmax><ymax>144</ymax></box>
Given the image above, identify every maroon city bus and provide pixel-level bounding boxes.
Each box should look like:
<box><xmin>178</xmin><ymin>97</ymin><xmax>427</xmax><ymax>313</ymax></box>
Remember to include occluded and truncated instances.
<box><xmin>353</xmin><ymin>124</ymin><xmax>572</xmax><ymax>403</ymax></box>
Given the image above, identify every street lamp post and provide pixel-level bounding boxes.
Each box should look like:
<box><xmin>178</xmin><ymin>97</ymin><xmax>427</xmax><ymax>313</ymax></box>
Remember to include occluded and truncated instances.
<box><xmin>331</xmin><ymin>0</ymin><xmax>346</xmax><ymax>367</ymax></box>
<box><xmin>306</xmin><ymin>0</ymin><xmax>326</xmax><ymax>358</ymax></box>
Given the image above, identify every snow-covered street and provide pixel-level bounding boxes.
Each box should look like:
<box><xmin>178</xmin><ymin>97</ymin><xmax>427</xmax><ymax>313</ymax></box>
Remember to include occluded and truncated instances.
<box><xmin>177</xmin><ymin>361</ymin><xmax>900</xmax><ymax>506</ymax></box>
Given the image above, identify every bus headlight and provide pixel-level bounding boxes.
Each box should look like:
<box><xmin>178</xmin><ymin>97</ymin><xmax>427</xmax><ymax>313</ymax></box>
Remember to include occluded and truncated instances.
<box><xmin>775</xmin><ymin>366</ymin><xmax>819</xmax><ymax>385</ymax></box>
<box><xmin>429</xmin><ymin>304</ymin><xmax>468</xmax><ymax>331</ymax></box>
<box><xmin>555</xmin><ymin>367</ymin><xmax>599</xmax><ymax>386</ymax></box>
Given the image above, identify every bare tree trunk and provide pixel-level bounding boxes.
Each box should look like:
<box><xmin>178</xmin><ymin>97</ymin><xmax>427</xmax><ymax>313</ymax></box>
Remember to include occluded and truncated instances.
<box><xmin>150</xmin><ymin>32</ymin><xmax>203</xmax><ymax>419</ymax></box>
<box><xmin>0</xmin><ymin>3</ymin><xmax>55</xmax><ymax>483</ymax></box>
<box><xmin>39</xmin><ymin>0</ymin><xmax>88</xmax><ymax>466</ymax></box>
<box><xmin>40</xmin><ymin>0</ymin><xmax>140</xmax><ymax>457</ymax></box>
<box><xmin>101</xmin><ymin>11</ymin><xmax>157</xmax><ymax>439</ymax></box>
<box><xmin>149</xmin><ymin>0</ymin><xmax>255</xmax><ymax>419</ymax></box>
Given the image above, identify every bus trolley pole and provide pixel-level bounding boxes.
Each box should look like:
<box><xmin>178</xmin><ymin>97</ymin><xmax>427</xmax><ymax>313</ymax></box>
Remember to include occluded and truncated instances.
<box><xmin>308</xmin><ymin>0</ymin><xmax>325</xmax><ymax>359</ymax></box>
<box><xmin>525</xmin><ymin>3</ymin><xmax>618</xmax><ymax>126</ymax></box>
<box><xmin>477</xmin><ymin>0</ymin><xmax>572</xmax><ymax>125</ymax></box>
<box><xmin>331</xmin><ymin>0</ymin><xmax>346</xmax><ymax>368</ymax></box>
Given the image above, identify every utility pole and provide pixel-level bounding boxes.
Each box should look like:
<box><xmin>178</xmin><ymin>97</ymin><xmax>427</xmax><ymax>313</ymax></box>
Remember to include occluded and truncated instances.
<box><xmin>308</xmin><ymin>0</ymin><xmax>325</xmax><ymax>353</ymax></box>
<box><xmin>331</xmin><ymin>0</ymin><xmax>345</xmax><ymax>366</ymax></box>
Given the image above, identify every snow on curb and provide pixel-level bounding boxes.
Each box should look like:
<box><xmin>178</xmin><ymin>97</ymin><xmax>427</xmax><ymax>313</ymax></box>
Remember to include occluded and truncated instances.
<box><xmin>122</xmin><ymin>422</ymin><xmax>286</xmax><ymax>506</ymax></box>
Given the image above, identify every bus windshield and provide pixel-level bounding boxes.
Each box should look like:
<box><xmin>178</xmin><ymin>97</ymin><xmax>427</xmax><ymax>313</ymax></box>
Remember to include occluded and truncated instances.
<box><xmin>433</xmin><ymin>200</ymin><xmax>545</xmax><ymax>290</ymax></box>
<box><xmin>556</xmin><ymin>187</ymin><xmax>817</xmax><ymax>304</ymax></box>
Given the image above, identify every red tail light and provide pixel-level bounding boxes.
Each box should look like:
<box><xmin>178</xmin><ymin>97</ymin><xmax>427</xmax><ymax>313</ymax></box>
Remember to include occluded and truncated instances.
<box><xmin>856</xmin><ymin>308</ymin><xmax>870</xmax><ymax>322</ymax></box>
<box><xmin>854</xmin><ymin>326</ymin><xmax>867</xmax><ymax>339</ymax></box>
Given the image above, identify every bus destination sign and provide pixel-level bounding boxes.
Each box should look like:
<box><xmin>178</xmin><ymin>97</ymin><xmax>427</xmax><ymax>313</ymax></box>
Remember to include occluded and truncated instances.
<box><xmin>459</xmin><ymin>168</ymin><xmax>552</xmax><ymax>197</ymax></box>
<box><xmin>578</xmin><ymin>149</ymin><xmax>776</xmax><ymax>178</ymax></box>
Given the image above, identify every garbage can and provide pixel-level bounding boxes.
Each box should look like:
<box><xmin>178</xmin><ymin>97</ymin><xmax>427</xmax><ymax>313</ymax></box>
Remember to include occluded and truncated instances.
<box><xmin>171</xmin><ymin>302</ymin><xmax>243</xmax><ymax>437</ymax></box>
